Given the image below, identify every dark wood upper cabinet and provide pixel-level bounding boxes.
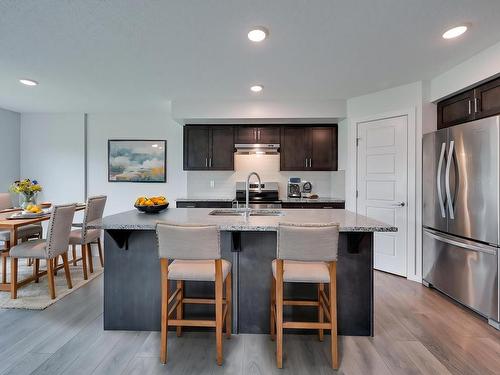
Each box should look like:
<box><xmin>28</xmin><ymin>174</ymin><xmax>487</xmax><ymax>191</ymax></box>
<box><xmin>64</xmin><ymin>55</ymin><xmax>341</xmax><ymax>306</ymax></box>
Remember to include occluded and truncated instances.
<box><xmin>210</xmin><ymin>126</ymin><xmax>234</xmax><ymax>170</ymax></box>
<box><xmin>183</xmin><ymin>126</ymin><xmax>210</xmax><ymax>170</ymax></box>
<box><xmin>280</xmin><ymin>127</ymin><xmax>309</xmax><ymax>170</ymax></box>
<box><xmin>437</xmin><ymin>90</ymin><xmax>474</xmax><ymax>129</ymax></box>
<box><xmin>475</xmin><ymin>77</ymin><xmax>500</xmax><ymax>120</ymax></box>
<box><xmin>280</xmin><ymin>125</ymin><xmax>338</xmax><ymax>171</ymax></box>
<box><xmin>437</xmin><ymin>76</ymin><xmax>500</xmax><ymax>129</ymax></box>
<box><xmin>235</xmin><ymin>126</ymin><xmax>280</xmax><ymax>144</ymax></box>
<box><xmin>310</xmin><ymin>127</ymin><xmax>337</xmax><ymax>171</ymax></box>
<box><xmin>183</xmin><ymin>125</ymin><xmax>234</xmax><ymax>170</ymax></box>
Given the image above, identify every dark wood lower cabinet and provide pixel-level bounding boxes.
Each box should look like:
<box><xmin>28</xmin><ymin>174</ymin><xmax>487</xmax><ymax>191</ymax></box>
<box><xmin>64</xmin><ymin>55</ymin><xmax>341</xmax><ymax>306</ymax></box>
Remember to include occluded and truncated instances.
<box><xmin>282</xmin><ymin>202</ymin><xmax>345</xmax><ymax>209</ymax></box>
<box><xmin>176</xmin><ymin>201</ymin><xmax>233</xmax><ymax>208</ymax></box>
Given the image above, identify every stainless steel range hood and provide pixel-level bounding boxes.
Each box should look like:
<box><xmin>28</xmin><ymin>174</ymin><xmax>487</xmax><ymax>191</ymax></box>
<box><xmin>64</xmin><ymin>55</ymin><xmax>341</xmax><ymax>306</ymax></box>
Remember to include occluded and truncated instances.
<box><xmin>234</xmin><ymin>143</ymin><xmax>280</xmax><ymax>155</ymax></box>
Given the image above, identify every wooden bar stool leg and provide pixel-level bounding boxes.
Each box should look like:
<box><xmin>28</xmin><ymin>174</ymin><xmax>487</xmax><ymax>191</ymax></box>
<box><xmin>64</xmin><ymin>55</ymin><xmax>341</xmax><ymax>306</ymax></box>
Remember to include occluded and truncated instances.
<box><xmin>160</xmin><ymin>259</ymin><xmax>169</xmax><ymax>364</ymax></box>
<box><xmin>87</xmin><ymin>243</ymin><xmax>94</xmax><ymax>273</ymax></box>
<box><xmin>72</xmin><ymin>244</ymin><xmax>77</xmax><ymax>266</ymax></box>
<box><xmin>215</xmin><ymin>259</ymin><xmax>223</xmax><ymax>366</ymax></box>
<box><xmin>225</xmin><ymin>272</ymin><xmax>232</xmax><ymax>339</ymax></box>
<box><xmin>318</xmin><ymin>283</ymin><xmax>324</xmax><ymax>342</ymax></box>
<box><xmin>47</xmin><ymin>257</ymin><xmax>56</xmax><ymax>299</ymax></box>
<box><xmin>97</xmin><ymin>238</ymin><xmax>104</xmax><ymax>267</ymax></box>
<box><xmin>176</xmin><ymin>280</ymin><xmax>183</xmax><ymax>337</ymax></box>
<box><xmin>33</xmin><ymin>258</ymin><xmax>40</xmax><ymax>283</ymax></box>
<box><xmin>1</xmin><ymin>240</ymin><xmax>9</xmax><ymax>284</ymax></box>
<box><xmin>329</xmin><ymin>262</ymin><xmax>338</xmax><ymax>369</ymax></box>
<box><xmin>270</xmin><ymin>276</ymin><xmax>276</xmax><ymax>341</ymax></box>
<box><xmin>62</xmin><ymin>253</ymin><xmax>73</xmax><ymax>289</ymax></box>
<box><xmin>81</xmin><ymin>244</ymin><xmax>88</xmax><ymax>280</ymax></box>
<box><xmin>10</xmin><ymin>257</ymin><xmax>18</xmax><ymax>299</ymax></box>
<box><xmin>275</xmin><ymin>259</ymin><xmax>284</xmax><ymax>369</ymax></box>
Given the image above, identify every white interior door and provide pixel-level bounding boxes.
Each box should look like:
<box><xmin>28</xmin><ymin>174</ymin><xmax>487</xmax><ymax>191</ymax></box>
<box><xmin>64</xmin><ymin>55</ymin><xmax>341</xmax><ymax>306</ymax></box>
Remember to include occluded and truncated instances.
<box><xmin>357</xmin><ymin>116</ymin><xmax>408</xmax><ymax>276</ymax></box>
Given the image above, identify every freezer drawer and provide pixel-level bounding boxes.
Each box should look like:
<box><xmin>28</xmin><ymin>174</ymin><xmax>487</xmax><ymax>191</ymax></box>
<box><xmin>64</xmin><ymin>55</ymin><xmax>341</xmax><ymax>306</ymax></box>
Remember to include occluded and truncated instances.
<box><xmin>423</xmin><ymin>228</ymin><xmax>499</xmax><ymax>321</ymax></box>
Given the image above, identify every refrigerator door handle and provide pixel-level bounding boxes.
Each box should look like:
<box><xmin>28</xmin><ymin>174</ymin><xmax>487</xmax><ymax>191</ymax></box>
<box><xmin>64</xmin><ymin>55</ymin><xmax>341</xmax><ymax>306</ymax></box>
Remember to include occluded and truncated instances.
<box><xmin>445</xmin><ymin>140</ymin><xmax>455</xmax><ymax>219</ymax></box>
<box><xmin>424</xmin><ymin>229</ymin><xmax>497</xmax><ymax>255</ymax></box>
<box><xmin>437</xmin><ymin>142</ymin><xmax>447</xmax><ymax>218</ymax></box>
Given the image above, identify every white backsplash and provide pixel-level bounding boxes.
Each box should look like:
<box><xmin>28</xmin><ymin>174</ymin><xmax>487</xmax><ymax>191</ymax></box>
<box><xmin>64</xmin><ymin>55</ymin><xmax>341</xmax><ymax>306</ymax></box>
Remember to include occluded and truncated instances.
<box><xmin>186</xmin><ymin>154</ymin><xmax>345</xmax><ymax>199</ymax></box>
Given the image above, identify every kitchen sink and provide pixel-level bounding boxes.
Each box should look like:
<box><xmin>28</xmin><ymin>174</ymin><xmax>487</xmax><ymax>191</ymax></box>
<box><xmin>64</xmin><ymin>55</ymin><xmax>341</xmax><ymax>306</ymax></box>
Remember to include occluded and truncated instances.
<box><xmin>208</xmin><ymin>209</ymin><xmax>284</xmax><ymax>217</ymax></box>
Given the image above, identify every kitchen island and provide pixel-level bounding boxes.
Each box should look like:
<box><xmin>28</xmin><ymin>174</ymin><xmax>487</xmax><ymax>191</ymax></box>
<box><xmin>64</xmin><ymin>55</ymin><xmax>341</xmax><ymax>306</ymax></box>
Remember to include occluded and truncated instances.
<box><xmin>89</xmin><ymin>208</ymin><xmax>396</xmax><ymax>336</ymax></box>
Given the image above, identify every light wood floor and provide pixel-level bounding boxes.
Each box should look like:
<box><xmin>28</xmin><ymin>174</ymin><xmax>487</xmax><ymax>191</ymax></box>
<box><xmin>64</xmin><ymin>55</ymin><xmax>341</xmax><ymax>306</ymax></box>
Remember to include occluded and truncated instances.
<box><xmin>0</xmin><ymin>266</ymin><xmax>499</xmax><ymax>375</ymax></box>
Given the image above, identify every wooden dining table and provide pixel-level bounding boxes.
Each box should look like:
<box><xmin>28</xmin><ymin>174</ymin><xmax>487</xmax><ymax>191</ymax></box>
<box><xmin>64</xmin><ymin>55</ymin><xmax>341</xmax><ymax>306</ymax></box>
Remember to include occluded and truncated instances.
<box><xmin>0</xmin><ymin>204</ymin><xmax>86</xmax><ymax>292</ymax></box>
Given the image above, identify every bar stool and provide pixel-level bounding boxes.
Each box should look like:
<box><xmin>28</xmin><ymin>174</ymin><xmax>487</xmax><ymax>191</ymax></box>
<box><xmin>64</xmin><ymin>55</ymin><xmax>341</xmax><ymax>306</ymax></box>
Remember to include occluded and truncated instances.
<box><xmin>9</xmin><ymin>203</ymin><xmax>76</xmax><ymax>299</ymax></box>
<box><xmin>156</xmin><ymin>222</ymin><xmax>232</xmax><ymax>366</ymax></box>
<box><xmin>68</xmin><ymin>195</ymin><xmax>107</xmax><ymax>279</ymax></box>
<box><xmin>270</xmin><ymin>222</ymin><xmax>340</xmax><ymax>369</ymax></box>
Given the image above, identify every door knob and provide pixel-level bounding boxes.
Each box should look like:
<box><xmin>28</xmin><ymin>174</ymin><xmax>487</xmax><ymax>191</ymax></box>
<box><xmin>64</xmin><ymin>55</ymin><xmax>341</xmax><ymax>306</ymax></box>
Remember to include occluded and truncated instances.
<box><xmin>394</xmin><ymin>202</ymin><xmax>405</xmax><ymax>207</ymax></box>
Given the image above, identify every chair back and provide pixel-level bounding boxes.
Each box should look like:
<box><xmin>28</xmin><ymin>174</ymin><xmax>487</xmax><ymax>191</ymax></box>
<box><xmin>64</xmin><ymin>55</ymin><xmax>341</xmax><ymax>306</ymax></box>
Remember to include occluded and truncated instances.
<box><xmin>45</xmin><ymin>203</ymin><xmax>76</xmax><ymax>259</ymax></box>
<box><xmin>156</xmin><ymin>222</ymin><xmax>220</xmax><ymax>260</ymax></box>
<box><xmin>277</xmin><ymin>223</ymin><xmax>340</xmax><ymax>262</ymax></box>
<box><xmin>0</xmin><ymin>193</ymin><xmax>12</xmax><ymax>210</ymax></box>
<box><xmin>82</xmin><ymin>195</ymin><xmax>107</xmax><ymax>243</ymax></box>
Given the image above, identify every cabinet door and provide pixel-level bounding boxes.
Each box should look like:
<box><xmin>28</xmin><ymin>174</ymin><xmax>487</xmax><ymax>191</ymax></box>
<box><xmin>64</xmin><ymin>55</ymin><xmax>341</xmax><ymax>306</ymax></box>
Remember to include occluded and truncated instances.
<box><xmin>210</xmin><ymin>126</ymin><xmax>234</xmax><ymax>170</ymax></box>
<box><xmin>183</xmin><ymin>126</ymin><xmax>209</xmax><ymax>170</ymax></box>
<box><xmin>257</xmin><ymin>127</ymin><xmax>280</xmax><ymax>144</ymax></box>
<box><xmin>475</xmin><ymin>77</ymin><xmax>500</xmax><ymax>120</ymax></box>
<box><xmin>235</xmin><ymin>127</ymin><xmax>257</xmax><ymax>144</ymax></box>
<box><xmin>310</xmin><ymin>126</ymin><xmax>337</xmax><ymax>171</ymax></box>
<box><xmin>280</xmin><ymin>127</ymin><xmax>309</xmax><ymax>171</ymax></box>
<box><xmin>437</xmin><ymin>90</ymin><xmax>474</xmax><ymax>129</ymax></box>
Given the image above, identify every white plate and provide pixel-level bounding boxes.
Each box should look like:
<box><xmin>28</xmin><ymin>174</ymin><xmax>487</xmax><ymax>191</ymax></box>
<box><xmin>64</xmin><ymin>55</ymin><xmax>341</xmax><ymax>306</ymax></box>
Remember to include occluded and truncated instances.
<box><xmin>10</xmin><ymin>208</ymin><xmax>51</xmax><ymax>219</ymax></box>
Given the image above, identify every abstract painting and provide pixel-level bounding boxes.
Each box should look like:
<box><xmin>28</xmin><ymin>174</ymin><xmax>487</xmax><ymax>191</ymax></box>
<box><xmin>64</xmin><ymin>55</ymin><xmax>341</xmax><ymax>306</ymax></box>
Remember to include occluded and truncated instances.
<box><xmin>108</xmin><ymin>140</ymin><xmax>166</xmax><ymax>182</ymax></box>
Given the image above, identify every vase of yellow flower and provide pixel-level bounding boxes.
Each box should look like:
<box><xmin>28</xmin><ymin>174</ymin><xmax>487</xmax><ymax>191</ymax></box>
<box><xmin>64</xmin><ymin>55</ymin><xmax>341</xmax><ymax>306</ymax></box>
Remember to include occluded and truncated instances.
<box><xmin>10</xmin><ymin>179</ymin><xmax>42</xmax><ymax>209</ymax></box>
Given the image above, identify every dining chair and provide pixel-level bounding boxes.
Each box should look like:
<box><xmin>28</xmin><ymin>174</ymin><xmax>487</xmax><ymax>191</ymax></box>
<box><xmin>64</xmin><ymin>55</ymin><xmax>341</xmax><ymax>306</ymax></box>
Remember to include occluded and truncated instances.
<box><xmin>0</xmin><ymin>192</ymin><xmax>43</xmax><ymax>284</ymax></box>
<box><xmin>156</xmin><ymin>222</ymin><xmax>232</xmax><ymax>366</ymax></box>
<box><xmin>270</xmin><ymin>222</ymin><xmax>340</xmax><ymax>369</ymax></box>
<box><xmin>67</xmin><ymin>195</ymin><xmax>106</xmax><ymax>279</ymax></box>
<box><xmin>9</xmin><ymin>203</ymin><xmax>76</xmax><ymax>299</ymax></box>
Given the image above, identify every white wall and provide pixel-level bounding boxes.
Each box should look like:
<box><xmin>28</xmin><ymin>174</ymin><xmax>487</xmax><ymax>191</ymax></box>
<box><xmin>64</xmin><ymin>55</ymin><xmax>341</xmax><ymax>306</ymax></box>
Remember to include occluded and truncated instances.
<box><xmin>86</xmin><ymin>112</ymin><xmax>187</xmax><ymax>215</ymax></box>
<box><xmin>0</xmin><ymin>108</ymin><xmax>20</xmax><ymax>196</ymax></box>
<box><xmin>20</xmin><ymin>113</ymin><xmax>85</xmax><ymax>205</ymax></box>
<box><xmin>172</xmin><ymin>99</ymin><xmax>346</xmax><ymax>124</ymax></box>
<box><xmin>431</xmin><ymin>40</ymin><xmax>500</xmax><ymax>102</ymax></box>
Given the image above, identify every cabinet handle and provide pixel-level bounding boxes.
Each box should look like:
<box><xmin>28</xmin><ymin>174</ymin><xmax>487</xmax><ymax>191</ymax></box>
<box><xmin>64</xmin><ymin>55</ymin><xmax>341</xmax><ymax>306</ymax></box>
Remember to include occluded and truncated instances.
<box><xmin>205</xmin><ymin>158</ymin><xmax>208</xmax><ymax>167</ymax></box>
<box><xmin>305</xmin><ymin>158</ymin><xmax>308</xmax><ymax>168</ymax></box>
<box><xmin>468</xmin><ymin>100</ymin><xmax>472</xmax><ymax>115</ymax></box>
<box><xmin>254</xmin><ymin>129</ymin><xmax>257</xmax><ymax>141</ymax></box>
<box><xmin>309</xmin><ymin>158</ymin><xmax>312</xmax><ymax>168</ymax></box>
<box><xmin>209</xmin><ymin>158</ymin><xmax>212</xmax><ymax>167</ymax></box>
<box><xmin>474</xmin><ymin>98</ymin><xmax>478</xmax><ymax>113</ymax></box>
<box><xmin>258</xmin><ymin>130</ymin><xmax>261</xmax><ymax>140</ymax></box>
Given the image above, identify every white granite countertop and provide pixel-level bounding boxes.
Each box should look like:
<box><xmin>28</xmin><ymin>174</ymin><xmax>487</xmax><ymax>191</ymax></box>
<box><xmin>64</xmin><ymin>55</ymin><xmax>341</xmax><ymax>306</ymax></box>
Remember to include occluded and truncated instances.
<box><xmin>89</xmin><ymin>208</ymin><xmax>396</xmax><ymax>232</ymax></box>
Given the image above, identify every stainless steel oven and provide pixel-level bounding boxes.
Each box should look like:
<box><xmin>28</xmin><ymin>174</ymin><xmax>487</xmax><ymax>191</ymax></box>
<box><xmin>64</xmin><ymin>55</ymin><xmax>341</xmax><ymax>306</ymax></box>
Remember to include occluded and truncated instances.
<box><xmin>234</xmin><ymin>182</ymin><xmax>282</xmax><ymax>209</ymax></box>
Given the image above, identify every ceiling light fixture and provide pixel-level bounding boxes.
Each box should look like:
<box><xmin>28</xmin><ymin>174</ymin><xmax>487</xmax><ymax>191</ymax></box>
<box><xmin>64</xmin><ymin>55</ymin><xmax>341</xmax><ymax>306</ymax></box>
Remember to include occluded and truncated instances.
<box><xmin>442</xmin><ymin>25</ymin><xmax>468</xmax><ymax>39</ymax></box>
<box><xmin>250</xmin><ymin>85</ymin><xmax>263</xmax><ymax>93</ymax></box>
<box><xmin>19</xmin><ymin>78</ymin><xmax>38</xmax><ymax>86</ymax></box>
<box><xmin>248</xmin><ymin>27</ymin><xmax>268</xmax><ymax>42</ymax></box>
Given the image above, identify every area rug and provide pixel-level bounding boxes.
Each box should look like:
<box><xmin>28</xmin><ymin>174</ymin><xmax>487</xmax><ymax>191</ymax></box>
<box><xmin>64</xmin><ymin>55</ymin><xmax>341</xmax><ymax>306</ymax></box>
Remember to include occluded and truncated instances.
<box><xmin>0</xmin><ymin>256</ymin><xmax>102</xmax><ymax>310</ymax></box>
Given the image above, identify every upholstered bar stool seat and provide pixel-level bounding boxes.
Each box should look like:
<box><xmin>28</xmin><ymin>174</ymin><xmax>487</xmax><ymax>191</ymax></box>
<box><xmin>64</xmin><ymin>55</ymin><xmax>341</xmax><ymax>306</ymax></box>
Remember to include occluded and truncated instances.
<box><xmin>0</xmin><ymin>224</ymin><xmax>43</xmax><ymax>241</ymax></box>
<box><xmin>168</xmin><ymin>259</ymin><xmax>231</xmax><ymax>282</ymax></box>
<box><xmin>271</xmin><ymin>260</ymin><xmax>330</xmax><ymax>283</ymax></box>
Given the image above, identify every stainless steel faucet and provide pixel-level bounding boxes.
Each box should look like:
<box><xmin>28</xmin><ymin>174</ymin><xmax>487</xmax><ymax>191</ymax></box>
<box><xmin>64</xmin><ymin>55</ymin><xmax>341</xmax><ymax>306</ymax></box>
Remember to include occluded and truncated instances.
<box><xmin>246</xmin><ymin>172</ymin><xmax>262</xmax><ymax>209</ymax></box>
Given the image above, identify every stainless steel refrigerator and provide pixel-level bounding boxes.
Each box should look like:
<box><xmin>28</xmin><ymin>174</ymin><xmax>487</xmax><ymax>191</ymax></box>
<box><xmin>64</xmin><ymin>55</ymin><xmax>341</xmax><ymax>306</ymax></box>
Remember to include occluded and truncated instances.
<box><xmin>423</xmin><ymin>116</ymin><xmax>499</xmax><ymax>329</ymax></box>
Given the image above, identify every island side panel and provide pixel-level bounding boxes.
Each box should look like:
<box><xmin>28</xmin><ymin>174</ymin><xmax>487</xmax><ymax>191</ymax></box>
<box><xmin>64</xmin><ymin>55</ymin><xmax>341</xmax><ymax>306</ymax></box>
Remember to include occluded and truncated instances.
<box><xmin>237</xmin><ymin>231</ymin><xmax>373</xmax><ymax>336</ymax></box>
<box><xmin>104</xmin><ymin>230</ymin><xmax>234</xmax><ymax>331</ymax></box>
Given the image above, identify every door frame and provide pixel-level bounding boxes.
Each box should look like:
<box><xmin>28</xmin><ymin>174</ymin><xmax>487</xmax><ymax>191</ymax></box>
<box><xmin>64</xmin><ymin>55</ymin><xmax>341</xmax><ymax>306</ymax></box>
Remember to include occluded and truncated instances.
<box><xmin>346</xmin><ymin>108</ymin><xmax>421</xmax><ymax>283</ymax></box>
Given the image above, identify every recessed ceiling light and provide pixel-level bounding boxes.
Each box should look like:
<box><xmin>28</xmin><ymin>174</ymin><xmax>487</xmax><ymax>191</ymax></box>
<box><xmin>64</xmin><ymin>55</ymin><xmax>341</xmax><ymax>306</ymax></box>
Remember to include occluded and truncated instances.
<box><xmin>442</xmin><ymin>25</ymin><xmax>468</xmax><ymax>39</ymax></box>
<box><xmin>19</xmin><ymin>78</ymin><xmax>39</xmax><ymax>86</ymax></box>
<box><xmin>248</xmin><ymin>27</ymin><xmax>268</xmax><ymax>42</ymax></box>
<box><xmin>250</xmin><ymin>85</ymin><xmax>263</xmax><ymax>93</ymax></box>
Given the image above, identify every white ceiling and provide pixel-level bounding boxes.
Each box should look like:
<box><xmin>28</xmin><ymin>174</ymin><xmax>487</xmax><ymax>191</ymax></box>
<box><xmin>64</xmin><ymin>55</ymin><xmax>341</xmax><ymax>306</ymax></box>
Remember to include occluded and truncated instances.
<box><xmin>1</xmin><ymin>0</ymin><xmax>500</xmax><ymax>113</ymax></box>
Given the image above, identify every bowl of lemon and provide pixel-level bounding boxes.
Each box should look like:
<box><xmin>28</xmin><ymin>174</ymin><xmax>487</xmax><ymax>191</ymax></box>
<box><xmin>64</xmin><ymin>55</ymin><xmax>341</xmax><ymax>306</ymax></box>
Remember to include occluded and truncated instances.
<box><xmin>21</xmin><ymin>204</ymin><xmax>47</xmax><ymax>217</ymax></box>
<box><xmin>134</xmin><ymin>196</ymin><xmax>169</xmax><ymax>213</ymax></box>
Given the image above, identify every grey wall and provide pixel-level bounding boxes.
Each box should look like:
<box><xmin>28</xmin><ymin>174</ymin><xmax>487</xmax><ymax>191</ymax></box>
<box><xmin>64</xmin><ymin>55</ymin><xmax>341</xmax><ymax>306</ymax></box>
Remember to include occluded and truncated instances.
<box><xmin>0</xmin><ymin>107</ymin><xmax>20</xmax><ymax>194</ymax></box>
